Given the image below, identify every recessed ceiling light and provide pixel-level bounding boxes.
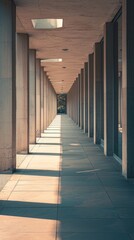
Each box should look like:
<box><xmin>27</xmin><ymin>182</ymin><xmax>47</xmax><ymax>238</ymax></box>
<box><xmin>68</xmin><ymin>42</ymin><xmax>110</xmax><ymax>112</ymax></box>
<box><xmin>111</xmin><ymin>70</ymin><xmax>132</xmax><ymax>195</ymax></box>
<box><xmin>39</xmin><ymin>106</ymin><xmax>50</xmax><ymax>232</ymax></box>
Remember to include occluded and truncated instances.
<box><xmin>62</xmin><ymin>48</ymin><xmax>69</xmax><ymax>51</ymax></box>
<box><xmin>41</xmin><ymin>59</ymin><xmax>62</xmax><ymax>63</ymax></box>
<box><xmin>32</xmin><ymin>19</ymin><xmax>63</xmax><ymax>29</ymax></box>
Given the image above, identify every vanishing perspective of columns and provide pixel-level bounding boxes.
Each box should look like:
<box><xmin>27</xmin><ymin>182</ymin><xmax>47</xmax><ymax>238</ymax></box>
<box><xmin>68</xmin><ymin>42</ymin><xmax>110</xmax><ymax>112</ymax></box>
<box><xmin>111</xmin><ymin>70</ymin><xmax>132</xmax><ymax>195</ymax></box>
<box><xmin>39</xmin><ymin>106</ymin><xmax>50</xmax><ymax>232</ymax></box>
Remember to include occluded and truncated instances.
<box><xmin>1</xmin><ymin>0</ymin><xmax>134</xmax><ymax>185</ymax></box>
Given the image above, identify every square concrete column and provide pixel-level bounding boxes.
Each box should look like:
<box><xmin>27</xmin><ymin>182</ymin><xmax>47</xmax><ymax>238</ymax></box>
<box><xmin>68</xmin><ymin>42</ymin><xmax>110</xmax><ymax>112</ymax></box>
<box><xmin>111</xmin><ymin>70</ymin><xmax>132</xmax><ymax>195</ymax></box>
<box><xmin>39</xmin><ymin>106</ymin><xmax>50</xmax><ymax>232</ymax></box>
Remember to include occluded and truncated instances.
<box><xmin>75</xmin><ymin>80</ymin><xmax>78</xmax><ymax>124</ymax></box>
<box><xmin>122</xmin><ymin>0</ymin><xmax>134</xmax><ymax>178</ymax></box>
<box><xmin>16</xmin><ymin>34</ymin><xmax>29</xmax><ymax>153</ymax></box>
<box><xmin>88</xmin><ymin>54</ymin><xmax>94</xmax><ymax>139</ymax></box>
<box><xmin>78</xmin><ymin>75</ymin><xmax>80</xmax><ymax>127</ymax></box>
<box><xmin>36</xmin><ymin>59</ymin><xmax>41</xmax><ymax>138</ymax></box>
<box><xmin>83</xmin><ymin>62</ymin><xmax>88</xmax><ymax>133</ymax></box>
<box><xmin>46</xmin><ymin>77</ymin><xmax>49</xmax><ymax>128</ymax></box>
<box><xmin>73</xmin><ymin>82</ymin><xmax>76</xmax><ymax>122</ymax></box>
<box><xmin>104</xmin><ymin>23</ymin><xmax>114</xmax><ymax>156</ymax></box>
<box><xmin>29</xmin><ymin>50</ymin><xmax>36</xmax><ymax>144</ymax></box>
<box><xmin>0</xmin><ymin>1</ymin><xmax>16</xmax><ymax>171</ymax></box>
<box><xmin>41</xmin><ymin>68</ymin><xmax>44</xmax><ymax>133</ymax></box>
<box><xmin>43</xmin><ymin>73</ymin><xmax>47</xmax><ymax>130</ymax></box>
<box><xmin>80</xmin><ymin>69</ymin><xmax>84</xmax><ymax>129</ymax></box>
<box><xmin>94</xmin><ymin>43</ymin><xmax>102</xmax><ymax>144</ymax></box>
<box><xmin>76</xmin><ymin>78</ymin><xmax>79</xmax><ymax>125</ymax></box>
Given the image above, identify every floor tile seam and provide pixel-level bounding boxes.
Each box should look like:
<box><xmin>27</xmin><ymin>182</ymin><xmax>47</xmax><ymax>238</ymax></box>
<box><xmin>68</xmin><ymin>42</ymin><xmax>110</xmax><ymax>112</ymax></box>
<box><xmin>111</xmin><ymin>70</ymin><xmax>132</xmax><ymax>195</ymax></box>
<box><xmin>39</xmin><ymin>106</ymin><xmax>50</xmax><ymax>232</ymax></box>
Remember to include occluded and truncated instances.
<box><xmin>81</xmin><ymin>144</ymin><xmax>102</xmax><ymax>182</ymax></box>
<box><xmin>80</xmin><ymin>143</ymin><xmax>115</xmax><ymax>176</ymax></box>
<box><xmin>20</xmin><ymin>154</ymin><xmax>36</xmax><ymax>171</ymax></box>
<box><xmin>6</xmin><ymin>179</ymin><xmax>20</xmax><ymax>201</ymax></box>
<box><xmin>29</xmin><ymin>144</ymin><xmax>37</xmax><ymax>152</ymax></box>
<box><xmin>16</xmin><ymin>154</ymin><xmax>28</xmax><ymax>168</ymax></box>
<box><xmin>96</xmin><ymin>175</ymin><xmax>121</xmax><ymax>211</ymax></box>
<box><xmin>24</xmin><ymin>146</ymin><xmax>45</xmax><ymax>170</ymax></box>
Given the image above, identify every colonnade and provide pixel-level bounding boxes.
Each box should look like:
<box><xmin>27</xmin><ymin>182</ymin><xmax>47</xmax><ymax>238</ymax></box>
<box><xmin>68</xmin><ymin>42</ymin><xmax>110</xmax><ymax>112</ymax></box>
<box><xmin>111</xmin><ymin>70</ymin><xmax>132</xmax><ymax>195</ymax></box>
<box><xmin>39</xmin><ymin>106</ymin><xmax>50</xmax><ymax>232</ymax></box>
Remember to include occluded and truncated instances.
<box><xmin>0</xmin><ymin>1</ymin><xmax>57</xmax><ymax>172</ymax></box>
<box><xmin>67</xmin><ymin>0</ymin><xmax>134</xmax><ymax>179</ymax></box>
<box><xmin>0</xmin><ymin>0</ymin><xmax>134</xmax><ymax>180</ymax></box>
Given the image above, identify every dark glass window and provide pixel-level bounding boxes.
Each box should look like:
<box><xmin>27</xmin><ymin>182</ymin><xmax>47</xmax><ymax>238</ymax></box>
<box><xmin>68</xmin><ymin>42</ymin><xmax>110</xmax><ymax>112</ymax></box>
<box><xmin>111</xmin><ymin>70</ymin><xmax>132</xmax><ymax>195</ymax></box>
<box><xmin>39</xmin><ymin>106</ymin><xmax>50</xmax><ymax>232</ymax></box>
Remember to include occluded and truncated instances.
<box><xmin>114</xmin><ymin>13</ymin><xmax>122</xmax><ymax>159</ymax></box>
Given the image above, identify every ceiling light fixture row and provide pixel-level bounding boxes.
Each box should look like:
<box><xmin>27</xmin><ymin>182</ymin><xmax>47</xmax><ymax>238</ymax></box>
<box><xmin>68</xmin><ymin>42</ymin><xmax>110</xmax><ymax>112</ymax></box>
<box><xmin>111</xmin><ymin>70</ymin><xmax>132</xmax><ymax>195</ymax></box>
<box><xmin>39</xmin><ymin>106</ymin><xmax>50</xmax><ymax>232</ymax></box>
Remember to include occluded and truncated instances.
<box><xmin>32</xmin><ymin>19</ymin><xmax>70</xmax><ymax>65</ymax></box>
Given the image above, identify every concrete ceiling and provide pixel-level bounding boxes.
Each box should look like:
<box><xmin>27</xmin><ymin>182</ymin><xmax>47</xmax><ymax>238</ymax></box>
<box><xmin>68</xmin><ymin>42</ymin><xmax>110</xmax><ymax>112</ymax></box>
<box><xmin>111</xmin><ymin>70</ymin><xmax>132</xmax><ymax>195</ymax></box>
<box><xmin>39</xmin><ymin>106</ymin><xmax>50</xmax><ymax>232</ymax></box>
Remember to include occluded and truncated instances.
<box><xmin>14</xmin><ymin>0</ymin><xmax>121</xmax><ymax>94</ymax></box>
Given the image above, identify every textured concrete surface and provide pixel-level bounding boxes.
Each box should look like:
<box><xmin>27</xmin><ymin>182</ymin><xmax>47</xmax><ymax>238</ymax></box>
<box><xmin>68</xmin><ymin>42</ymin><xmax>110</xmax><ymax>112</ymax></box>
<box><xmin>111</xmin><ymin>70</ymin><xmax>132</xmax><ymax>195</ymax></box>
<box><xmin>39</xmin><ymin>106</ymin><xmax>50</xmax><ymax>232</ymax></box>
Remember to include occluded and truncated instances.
<box><xmin>0</xmin><ymin>115</ymin><xmax>134</xmax><ymax>240</ymax></box>
<box><xmin>29</xmin><ymin>50</ymin><xmax>36</xmax><ymax>144</ymax></box>
<box><xmin>16</xmin><ymin>33</ymin><xmax>29</xmax><ymax>153</ymax></box>
<box><xmin>0</xmin><ymin>0</ymin><xmax>16</xmax><ymax>171</ymax></box>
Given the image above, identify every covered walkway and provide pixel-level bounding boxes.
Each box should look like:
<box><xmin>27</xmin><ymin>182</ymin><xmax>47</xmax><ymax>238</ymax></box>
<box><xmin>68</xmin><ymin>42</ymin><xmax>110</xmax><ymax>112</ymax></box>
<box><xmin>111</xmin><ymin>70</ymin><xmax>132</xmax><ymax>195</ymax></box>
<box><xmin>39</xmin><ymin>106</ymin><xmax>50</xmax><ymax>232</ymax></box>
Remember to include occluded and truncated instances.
<box><xmin>0</xmin><ymin>115</ymin><xmax>134</xmax><ymax>240</ymax></box>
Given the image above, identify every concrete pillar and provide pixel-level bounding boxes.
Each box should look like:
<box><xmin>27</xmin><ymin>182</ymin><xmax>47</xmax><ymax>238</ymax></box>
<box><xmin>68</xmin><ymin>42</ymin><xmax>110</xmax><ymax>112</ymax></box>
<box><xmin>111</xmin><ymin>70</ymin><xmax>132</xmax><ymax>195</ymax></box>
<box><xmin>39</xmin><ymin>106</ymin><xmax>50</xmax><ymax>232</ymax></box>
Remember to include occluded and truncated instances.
<box><xmin>83</xmin><ymin>62</ymin><xmax>88</xmax><ymax>133</ymax></box>
<box><xmin>16</xmin><ymin>34</ymin><xmax>29</xmax><ymax>153</ymax></box>
<box><xmin>72</xmin><ymin>82</ymin><xmax>75</xmax><ymax>122</ymax></box>
<box><xmin>80</xmin><ymin>69</ymin><xmax>84</xmax><ymax>129</ymax></box>
<box><xmin>104</xmin><ymin>23</ymin><xmax>114</xmax><ymax>156</ymax></box>
<box><xmin>94</xmin><ymin>43</ymin><xmax>102</xmax><ymax>144</ymax></box>
<box><xmin>29</xmin><ymin>50</ymin><xmax>36</xmax><ymax>144</ymax></box>
<box><xmin>122</xmin><ymin>0</ymin><xmax>134</xmax><ymax>178</ymax></box>
<box><xmin>76</xmin><ymin>78</ymin><xmax>79</xmax><ymax>125</ymax></box>
<box><xmin>36</xmin><ymin>59</ymin><xmax>41</xmax><ymax>138</ymax></box>
<box><xmin>88</xmin><ymin>54</ymin><xmax>94</xmax><ymax>139</ymax></box>
<box><xmin>0</xmin><ymin>1</ymin><xmax>16</xmax><ymax>171</ymax></box>
<box><xmin>43</xmin><ymin>73</ymin><xmax>47</xmax><ymax>130</ymax></box>
<box><xmin>41</xmin><ymin>68</ymin><xmax>44</xmax><ymax>133</ymax></box>
<box><xmin>78</xmin><ymin>75</ymin><xmax>80</xmax><ymax>127</ymax></box>
<box><xmin>75</xmin><ymin>81</ymin><xmax>77</xmax><ymax>123</ymax></box>
<box><xmin>46</xmin><ymin>77</ymin><xmax>49</xmax><ymax>128</ymax></box>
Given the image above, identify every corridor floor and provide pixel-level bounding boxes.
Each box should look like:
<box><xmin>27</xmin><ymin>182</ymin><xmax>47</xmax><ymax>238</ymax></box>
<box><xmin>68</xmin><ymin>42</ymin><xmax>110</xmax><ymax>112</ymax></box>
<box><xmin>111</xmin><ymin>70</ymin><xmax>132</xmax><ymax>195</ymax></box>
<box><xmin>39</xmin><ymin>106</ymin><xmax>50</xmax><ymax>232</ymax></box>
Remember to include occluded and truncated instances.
<box><xmin>0</xmin><ymin>115</ymin><xmax>134</xmax><ymax>240</ymax></box>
